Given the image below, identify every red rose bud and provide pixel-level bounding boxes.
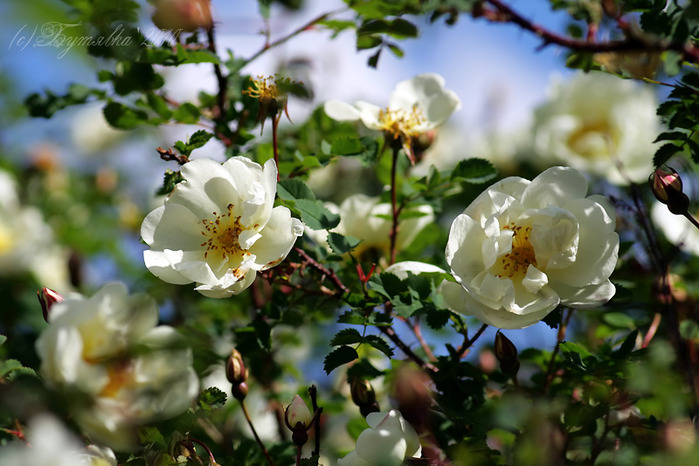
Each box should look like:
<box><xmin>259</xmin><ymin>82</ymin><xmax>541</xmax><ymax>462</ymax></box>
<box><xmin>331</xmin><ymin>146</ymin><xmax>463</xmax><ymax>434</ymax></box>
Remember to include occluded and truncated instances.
<box><xmin>225</xmin><ymin>349</ymin><xmax>248</xmax><ymax>385</ymax></box>
<box><xmin>37</xmin><ymin>287</ymin><xmax>63</xmax><ymax>323</ymax></box>
<box><xmin>494</xmin><ymin>331</ymin><xmax>520</xmax><ymax>379</ymax></box>
<box><xmin>649</xmin><ymin>167</ymin><xmax>690</xmax><ymax>215</ymax></box>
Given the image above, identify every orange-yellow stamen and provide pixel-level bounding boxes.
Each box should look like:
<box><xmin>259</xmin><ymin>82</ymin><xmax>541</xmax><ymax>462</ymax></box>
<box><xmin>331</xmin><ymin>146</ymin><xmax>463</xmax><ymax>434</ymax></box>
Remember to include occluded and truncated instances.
<box><xmin>494</xmin><ymin>223</ymin><xmax>537</xmax><ymax>279</ymax></box>
<box><xmin>200</xmin><ymin>204</ymin><xmax>246</xmax><ymax>260</ymax></box>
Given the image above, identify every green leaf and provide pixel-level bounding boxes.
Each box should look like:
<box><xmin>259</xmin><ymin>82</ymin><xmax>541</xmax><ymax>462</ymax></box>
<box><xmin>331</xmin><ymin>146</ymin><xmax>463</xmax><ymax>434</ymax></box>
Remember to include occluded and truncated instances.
<box><xmin>364</xmin><ymin>335</ymin><xmax>394</xmax><ymax>358</ymax></box>
<box><xmin>653</xmin><ymin>142</ymin><xmax>682</xmax><ymax>167</ymax></box>
<box><xmin>173</xmin><ymin>102</ymin><xmax>201</xmax><ymax>124</ymax></box>
<box><xmin>295</xmin><ymin>199</ymin><xmax>340</xmax><ymax>230</ymax></box>
<box><xmin>425</xmin><ymin>308</ymin><xmax>452</xmax><ymax>330</ymax></box>
<box><xmin>103</xmin><ymin>101</ymin><xmax>148</xmax><ymax>129</ymax></box>
<box><xmin>388</xmin><ymin>18</ymin><xmax>419</xmax><ymax>38</ymax></box>
<box><xmin>157</xmin><ymin>169</ymin><xmax>184</xmax><ymax>195</ymax></box>
<box><xmin>324</xmin><ymin>345</ymin><xmax>358</xmax><ymax>374</ymax></box>
<box><xmin>451</xmin><ymin>158</ymin><xmax>497</xmax><ymax>183</ymax></box>
<box><xmin>603</xmin><ymin>312</ymin><xmax>636</xmax><ymax>329</ymax></box>
<box><xmin>138</xmin><ymin>426</ymin><xmax>166</xmax><ymax>448</ymax></box>
<box><xmin>278</xmin><ymin>178</ymin><xmax>317</xmax><ymax>201</ymax></box>
<box><xmin>327</xmin><ymin>232</ymin><xmax>361</xmax><ymax>255</ymax></box>
<box><xmin>368</xmin><ymin>48</ymin><xmax>382</xmax><ymax>68</ymax></box>
<box><xmin>198</xmin><ymin>386</ymin><xmax>228</xmax><ymax>410</ymax></box>
<box><xmin>331</xmin><ymin>137</ymin><xmax>364</xmax><ymax>155</ymax></box>
<box><xmin>357</xmin><ymin>34</ymin><xmax>383</xmax><ymax>50</ymax></box>
<box><xmin>614</xmin><ymin>330</ymin><xmax>639</xmax><ymax>358</ymax></box>
<box><xmin>330</xmin><ymin>328</ymin><xmax>364</xmax><ymax>346</ymax></box>
<box><xmin>188</xmin><ymin>129</ymin><xmax>214</xmax><ymax>149</ymax></box>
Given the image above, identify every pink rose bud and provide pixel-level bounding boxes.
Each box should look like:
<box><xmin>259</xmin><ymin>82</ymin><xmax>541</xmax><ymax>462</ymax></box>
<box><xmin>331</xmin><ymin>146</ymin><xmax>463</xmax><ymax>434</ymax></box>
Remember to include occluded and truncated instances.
<box><xmin>37</xmin><ymin>287</ymin><xmax>63</xmax><ymax>323</ymax></box>
<box><xmin>649</xmin><ymin>167</ymin><xmax>690</xmax><ymax>215</ymax></box>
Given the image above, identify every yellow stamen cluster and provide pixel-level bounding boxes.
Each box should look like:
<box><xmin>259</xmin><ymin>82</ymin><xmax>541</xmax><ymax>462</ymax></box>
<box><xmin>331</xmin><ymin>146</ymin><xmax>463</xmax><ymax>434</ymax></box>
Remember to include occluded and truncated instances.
<box><xmin>100</xmin><ymin>359</ymin><xmax>133</xmax><ymax>398</ymax></box>
<box><xmin>494</xmin><ymin>223</ymin><xmax>537</xmax><ymax>279</ymax></box>
<box><xmin>243</xmin><ymin>75</ymin><xmax>280</xmax><ymax>101</ymax></box>
<box><xmin>200</xmin><ymin>204</ymin><xmax>246</xmax><ymax>260</ymax></box>
<box><xmin>378</xmin><ymin>104</ymin><xmax>426</xmax><ymax>140</ymax></box>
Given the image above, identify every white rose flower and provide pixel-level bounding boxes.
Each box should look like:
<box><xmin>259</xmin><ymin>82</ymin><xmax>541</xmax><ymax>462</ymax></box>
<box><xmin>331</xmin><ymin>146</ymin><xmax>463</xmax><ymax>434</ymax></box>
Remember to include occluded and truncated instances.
<box><xmin>305</xmin><ymin>194</ymin><xmax>434</xmax><ymax>259</ymax></box>
<box><xmin>141</xmin><ymin>157</ymin><xmax>304</xmax><ymax>298</ymax></box>
<box><xmin>532</xmin><ymin>71</ymin><xmax>660</xmax><ymax>185</ymax></box>
<box><xmin>651</xmin><ymin>202</ymin><xmax>699</xmax><ymax>255</ymax></box>
<box><xmin>0</xmin><ymin>169</ymin><xmax>72</xmax><ymax>291</ymax></box>
<box><xmin>337</xmin><ymin>410</ymin><xmax>422</xmax><ymax>466</ymax></box>
<box><xmin>0</xmin><ymin>415</ymin><xmax>117</xmax><ymax>466</ymax></box>
<box><xmin>325</xmin><ymin>73</ymin><xmax>461</xmax><ymax>162</ymax></box>
<box><xmin>35</xmin><ymin>283</ymin><xmax>199</xmax><ymax>450</ymax></box>
<box><xmin>443</xmin><ymin>167</ymin><xmax>619</xmax><ymax>329</ymax></box>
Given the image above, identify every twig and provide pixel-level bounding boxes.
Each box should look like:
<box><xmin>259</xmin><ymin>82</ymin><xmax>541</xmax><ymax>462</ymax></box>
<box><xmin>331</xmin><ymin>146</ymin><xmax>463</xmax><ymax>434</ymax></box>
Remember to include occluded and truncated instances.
<box><xmin>642</xmin><ymin>312</ymin><xmax>662</xmax><ymax>348</ymax></box>
<box><xmin>294</xmin><ymin>247</ymin><xmax>348</xmax><ymax>294</ymax></box>
<box><xmin>543</xmin><ymin>308</ymin><xmax>574</xmax><ymax>394</ymax></box>
<box><xmin>189</xmin><ymin>438</ymin><xmax>218</xmax><ymax>465</ymax></box>
<box><xmin>205</xmin><ymin>24</ymin><xmax>228</xmax><ymax>121</ymax></box>
<box><xmin>244</xmin><ymin>9</ymin><xmax>347</xmax><ymax>69</ymax></box>
<box><xmin>411</xmin><ymin>319</ymin><xmax>437</xmax><ymax>362</ymax></box>
<box><xmin>241</xmin><ymin>400</ymin><xmax>275</xmax><ymax>466</ymax></box>
<box><xmin>388</xmin><ymin>143</ymin><xmax>401</xmax><ymax>265</ymax></box>
<box><xmin>381</xmin><ymin>305</ymin><xmax>437</xmax><ymax>373</ymax></box>
<box><xmin>457</xmin><ymin>323</ymin><xmax>488</xmax><ymax>358</ymax></box>
<box><xmin>480</xmin><ymin>0</ymin><xmax>699</xmax><ymax>63</ymax></box>
<box><xmin>309</xmin><ymin>385</ymin><xmax>322</xmax><ymax>458</ymax></box>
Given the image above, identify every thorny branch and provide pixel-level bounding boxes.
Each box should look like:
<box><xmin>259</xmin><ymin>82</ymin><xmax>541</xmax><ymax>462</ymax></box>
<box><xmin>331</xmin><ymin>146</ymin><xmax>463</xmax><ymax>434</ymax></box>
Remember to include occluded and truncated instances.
<box><xmin>478</xmin><ymin>0</ymin><xmax>699</xmax><ymax>64</ymax></box>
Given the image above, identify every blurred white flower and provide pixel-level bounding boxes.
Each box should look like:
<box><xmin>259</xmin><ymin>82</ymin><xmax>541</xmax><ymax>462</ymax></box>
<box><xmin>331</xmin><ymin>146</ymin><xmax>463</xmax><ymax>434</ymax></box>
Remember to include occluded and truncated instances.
<box><xmin>0</xmin><ymin>415</ymin><xmax>117</xmax><ymax>466</ymax></box>
<box><xmin>337</xmin><ymin>410</ymin><xmax>421</xmax><ymax>466</ymax></box>
<box><xmin>325</xmin><ymin>73</ymin><xmax>461</xmax><ymax>162</ymax></box>
<box><xmin>443</xmin><ymin>167</ymin><xmax>619</xmax><ymax>329</ymax></box>
<box><xmin>141</xmin><ymin>157</ymin><xmax>304</xmax><ymax>298</ymax></box>
<box><xmin>70</xmin><ymin>104</ymin><xmax>124</xmax><ymax>153</ymax></box>
<box><xmin>651</xmin><ymin>202</ymin><xmax>699</xmax><ymax>255</ymax></box>
<box><xmin>532</xmin><ymin>71</ymin><xmax>659</xmax><ymax>185</ymax></box>
<box><xmin>0</xmin><ymin>169</ymin><xmax>71</xmax><ymax>291</ymax></box>
<box><xmin>35</xmin><ymin>283</ymin><xmax>199</xmax><ymax>450</ymax></box>
<box><xmin>305</xmin><ymin>194</ymin><xmax>433</xmax><ymax>259</ymax></box>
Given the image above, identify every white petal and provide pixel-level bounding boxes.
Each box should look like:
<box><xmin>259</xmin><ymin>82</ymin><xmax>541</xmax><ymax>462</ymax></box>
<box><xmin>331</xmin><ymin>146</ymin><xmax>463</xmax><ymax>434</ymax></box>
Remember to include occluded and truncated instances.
<box><xmin>446</xmin><ymin>214</ymin><xmax>487</xmax><ymax>281</ymax></box>
<box><xmin>248</xmin><ymin>207</ymin><xmax>303</xmax><ymax>269</ymax></box>
<box><xmin>142</xmin><ymin>203</ymin><xmax>205</xmax><ymax>250</ymax></box>
<box><xmin>555</xmin><ymin>279</ymin><xmax>616</xmax><ymax>307</ymax></box>
<box><xmin>521</xmin><ymin>166</ymin><xmax>589</xmax><ymax>209</ymax></box>
<box><xmin>384</xmin><ymin>261</ymin><xmax>446</xmax><ymax>279</ymax></box>
<box><xmin>143</xmin><ymin>250</ymin><xmax>192</xmax><ymax>285</ymax></box>
<box><xmin>553</xmin><ymin>198</ymin><xmax>619</xmax><ymax>287</ymax></box>
<box><xmin>324</xmin><ymin>100</ymin><xmax>362</xmax><ymax>121</ymax></box>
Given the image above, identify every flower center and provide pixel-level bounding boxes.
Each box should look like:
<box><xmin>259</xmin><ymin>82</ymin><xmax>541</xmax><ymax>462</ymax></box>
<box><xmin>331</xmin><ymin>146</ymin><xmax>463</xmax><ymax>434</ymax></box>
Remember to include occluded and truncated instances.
<box><xmin>378</xmin><ymin>105</ymin><xmax>426</xmax><ymax>139</ymax></box>
<box><xmin>494</xmin><ymin>223</ymin><xmax>537</xmax><ymax>279</ymax></box>
<box><xmin>200</xmin><ymin>204</ymin><xmax>245</xmax><ymax>260</ymax></box>
<box><xmin>566</xmin><ymin>120</ymin><xmax>618</xmax><ymax>159</ymax></box>
<box><xmin>99</xmin><ymin>359</ymin><xmax>132</xmax><ymax>398</ymax></box>
<box><xmin>243</xmin><ymin>75</ymin><xmax>279</xmax><ymax>102</ymax></box>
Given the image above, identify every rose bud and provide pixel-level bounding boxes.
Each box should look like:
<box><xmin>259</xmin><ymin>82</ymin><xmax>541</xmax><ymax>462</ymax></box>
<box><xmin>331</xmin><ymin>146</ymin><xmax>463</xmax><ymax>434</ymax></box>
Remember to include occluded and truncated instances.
<box><xmin>37</xmin><ymin>287</ymin><xmax>63</xmax><ymax>323</ymax></box>
<box><xmin>494</xmin><ymin>331</ymin><xmax>520</xmax><ymax>380</ymax></box>
<box><xmin>649</xmin><ymin>166</ymin><xmax>690</xmax><ymax>215</ymax></box>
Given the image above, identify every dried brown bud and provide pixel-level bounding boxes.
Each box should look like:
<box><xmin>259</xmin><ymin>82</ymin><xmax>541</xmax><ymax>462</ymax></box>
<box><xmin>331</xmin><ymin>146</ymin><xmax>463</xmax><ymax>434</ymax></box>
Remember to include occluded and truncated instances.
<box><xmin>37</xmin><ymin>287</ymin><xmax>64</xmax><ymax>323</ymax></box>
<box><xmin>225</xmin><ymin>349</ymin><xmax>248</xmax><ymax>385</ymax></box>
<box><xmin>649</xmin><ymin>167</ymin><xmax>690</xmax><ymax>215</ymax></box>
